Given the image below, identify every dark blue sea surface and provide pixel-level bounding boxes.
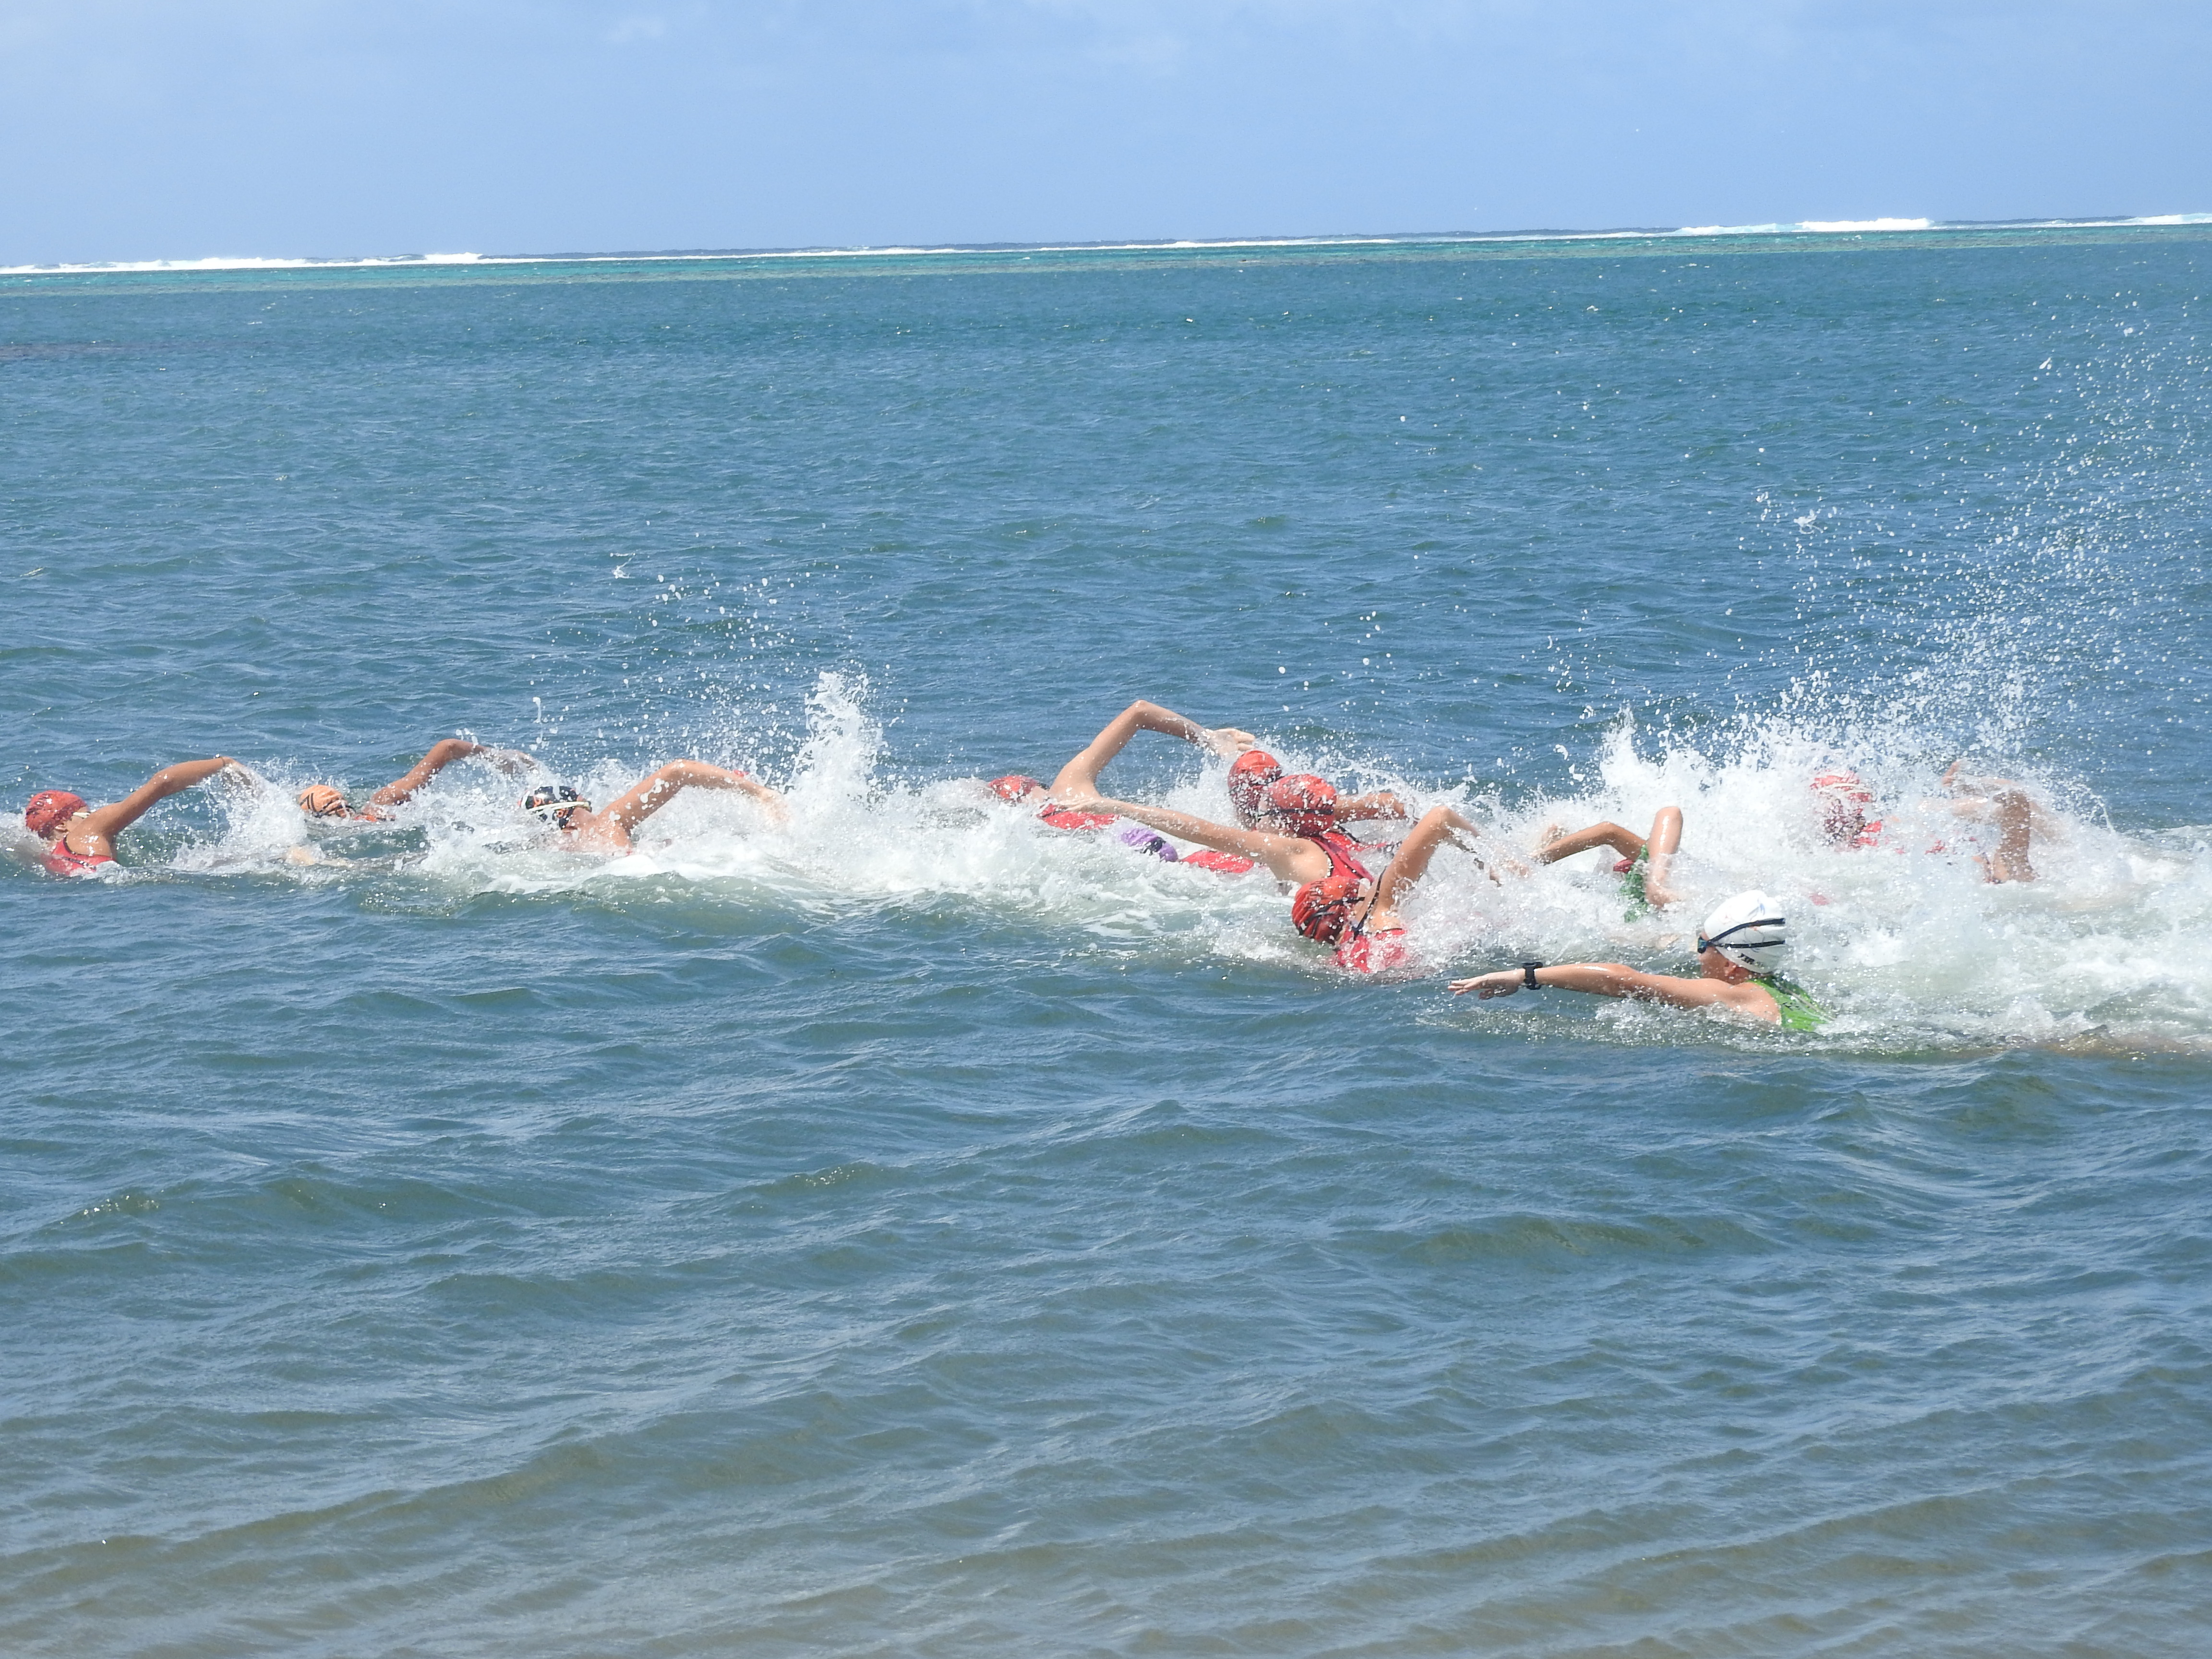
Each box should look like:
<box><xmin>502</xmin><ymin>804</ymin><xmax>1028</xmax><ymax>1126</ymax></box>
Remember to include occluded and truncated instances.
<box><xmin>5</xmin><ymin>226</ymin><xmax>2211</xmax><ymax>1655</ymax></box>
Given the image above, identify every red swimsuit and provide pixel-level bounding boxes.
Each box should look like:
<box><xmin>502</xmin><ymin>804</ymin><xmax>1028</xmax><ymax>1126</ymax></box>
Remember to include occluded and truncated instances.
<box><xmin>44</xmin><ymin>839</ymin><xmax>117</xmax><ymax>877</ymax></box>
<box><xmin>1036</xmin><ymin>802</ymin><xmax>1119</xmax><ymax>831</ymax></box>
<box><xmin>1310</xmin><ymin>829</ymin><xmax>1373</xmax><ymax>886</ymax></box>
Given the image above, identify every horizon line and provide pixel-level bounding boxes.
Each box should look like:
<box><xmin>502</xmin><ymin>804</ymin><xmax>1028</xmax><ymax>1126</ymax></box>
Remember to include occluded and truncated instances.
<box><xmin>8</xmin><ymin>211</ymin><xmax>2210</xmax><ymax>279</ymax></box>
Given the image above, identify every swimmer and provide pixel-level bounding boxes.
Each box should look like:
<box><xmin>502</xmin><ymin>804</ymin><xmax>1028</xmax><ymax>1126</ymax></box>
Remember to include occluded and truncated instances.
<box><xmin>297</xmin><ymin>738</ymin><xmax>537</xmax><ymax>823</ymax></box>
<box><xmin>21</xmin><ymin>757</ymin><xmax>244</xmax><ymax>877</ymax></box>
<box><xmin>1534</xmin><ymin>805</ymin><xmax>1685</xmax><ymax>914</ymax></box>
<box><xmin>991</xmin><ymin>706</ymin><xmax>1403</xmax><ymax>832</ymax></box>
<box><xmin>988</xmin><ymin>707</ymin><xmax>1407</xmax><ymax>877</ymax></box>
<box><xmin>990</xmin><ymin>700</ymin><xmax>1257</xmax><ymax>825</ymax></box>
<box><xmin>1813</xmin><ymin>765</ymin><xmax>2043</xmax><ymax>883</ymax></box>
<box><xmin>1060</xmin><ymin>771</ymin><xmax>1509</xmax><ymax>973</ymax></box>
<box><xmin>522</xmin><ymin>761</ymin><xmax>786</xmax><ymax>853</ymax></box>
<box><xmin>1224</xmin><ymin>746</ymin><xmax>1409</xmax><ymax>830</ymax></box>
<box><xmin>987</xmin><ymin>701</ymin><xmax>1262</xmax><ymax>868</ymax></box>
<box><xmin>1451</xmin><ymin>889</ymin><xmax>1829</xmax><ymax>1029</ymax></box>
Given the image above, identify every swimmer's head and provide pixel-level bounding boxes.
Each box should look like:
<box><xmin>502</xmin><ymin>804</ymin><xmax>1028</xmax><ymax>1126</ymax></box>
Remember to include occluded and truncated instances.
<box><xmin>1117</xmin><ymin>824</ymin><xmax>1179</xmax><ymax>862</ymax></box>
<box><xmin>24</xmin><ymin>791</ymin><xmax>88</xmax><ymax>841</ymax></box>
<box><xmin>1698</xmin><ymin>890</ymin><xmax>1789</xmax><ymax>975</ymax></box>
<box><xmin>1264</xmin><ymin>774</ymin><xmax>1338</xmax><ymax>839</ymax></box>
<box><xmin>1227</xmin><ymin>750</ymin><xmax>1284</xmax><ymax>824</ymax></box>
<box><xmin>1810</xmin><ymin>770</ymin><xmax>1878</xmax><ymax>846</ymax></box>
<box><xmin>1291</xmin><ymin>874</ymin><xmax>1367</xmax><ymax>944</ymax></box>
<box><xmin>989</xmin><ymin>775</ymin><xmax>1046</xmax><ymax>804</ymax></box>
<box><xmin>297</xmin><ymin>785</ymin><xmax>351</xmax><ymax>819</ymax></box>
<box><xmin>523</xmin><ymin>784</ymin><xmax>588</xmax><ymax>829</ymax></box>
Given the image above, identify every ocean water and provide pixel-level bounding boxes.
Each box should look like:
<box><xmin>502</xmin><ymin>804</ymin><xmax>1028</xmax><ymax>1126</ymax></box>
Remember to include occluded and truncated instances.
<box><xmin>4</xmin><ymin>223</ymin><xmax>2211</xmax><ymax>1656</ymax></box>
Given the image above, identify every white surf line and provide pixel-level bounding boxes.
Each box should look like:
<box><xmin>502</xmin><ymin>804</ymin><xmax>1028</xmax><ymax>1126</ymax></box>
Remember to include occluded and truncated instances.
<box><xmin>8</xmin><ymin>214</ymin><xmax>2207</xmax><ymax>279</ymax></box>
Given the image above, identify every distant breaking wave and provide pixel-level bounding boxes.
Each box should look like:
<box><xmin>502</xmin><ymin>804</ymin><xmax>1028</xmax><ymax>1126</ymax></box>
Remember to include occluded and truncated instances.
<box><xmin>5</xmin><ymin>213</ymin><xmax>2209</xmax><ymax>277</ymax></box>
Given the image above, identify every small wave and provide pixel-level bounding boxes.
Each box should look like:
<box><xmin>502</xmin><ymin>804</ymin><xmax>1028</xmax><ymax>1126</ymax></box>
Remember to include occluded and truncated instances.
<box><xmin>0</xmin><ymin>252</ymin><xmax>486</xmax><ymax>277</ymax></box>
<box><xmin>1671</xmin><ymin>217</ymin><xmax>1936</xmax><ymax>236</ymax></box>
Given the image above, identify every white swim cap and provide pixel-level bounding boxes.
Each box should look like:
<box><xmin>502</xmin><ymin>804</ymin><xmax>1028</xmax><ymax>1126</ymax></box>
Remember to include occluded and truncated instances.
<box><xmin>1698</xmin><ymin>890</ymin><xmax>1789</xmax><ymax>973</ymax></box>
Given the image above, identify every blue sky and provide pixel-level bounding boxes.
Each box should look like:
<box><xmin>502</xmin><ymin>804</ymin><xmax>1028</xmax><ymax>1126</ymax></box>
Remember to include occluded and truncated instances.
<box><xmin>2</xmin><ymin>0</ymin><xmax>2206</xmax><ymax>264</ymax></box>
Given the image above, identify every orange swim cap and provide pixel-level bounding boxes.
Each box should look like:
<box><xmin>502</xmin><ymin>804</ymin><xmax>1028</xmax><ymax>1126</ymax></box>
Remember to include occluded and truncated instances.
<box><xmin>297</xmin><ymin>785</ymin><xmax>350</xmax><ymax>818</ymax></box>
<box><xmin>24</xmin><ymin>791</ymin><xmax>88</xmax><ymax>839</ymax></box>
<box><xmin>1265</xmin><ymin>774</ymin><xmax>1338</xmax><ymax>839</ymax></box>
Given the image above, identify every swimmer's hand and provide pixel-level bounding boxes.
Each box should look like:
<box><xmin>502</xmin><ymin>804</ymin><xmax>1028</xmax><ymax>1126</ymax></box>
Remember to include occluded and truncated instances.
<box><xmin>1202</xmin><ymin>726</ymin><xmax>1257</xmax><ymax>756</ymax></box>
<box><xmin>481</xmin><ymin>747</ymin><xmax>538</xmax><ymax>775</ymax></box>
<box><xmin>1450</xmin><ymin>971</ymin><xmax>1523</xmax><ymax>998</ymax></box>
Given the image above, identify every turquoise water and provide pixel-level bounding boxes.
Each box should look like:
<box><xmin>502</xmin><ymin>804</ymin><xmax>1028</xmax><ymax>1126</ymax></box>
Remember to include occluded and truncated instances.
<box><xmin>5</xmin><ymin>225</ymin><xmax>2211</xmax><ymax>1655</ymax></box>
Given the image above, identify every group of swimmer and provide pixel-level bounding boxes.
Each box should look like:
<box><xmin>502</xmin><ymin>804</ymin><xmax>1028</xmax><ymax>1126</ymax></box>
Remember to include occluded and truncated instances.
<box><xmin>18</xmin><ymin>697</ymin><xmax>2054</xmax><ymax>1033</ymax></box>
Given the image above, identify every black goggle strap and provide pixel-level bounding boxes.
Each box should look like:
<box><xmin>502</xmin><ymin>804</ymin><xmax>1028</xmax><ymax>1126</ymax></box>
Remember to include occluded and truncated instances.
<box><xmin>1698</xmin><ymin>916</ymin><xmax>1787</xmax><ymax>955</ymax></box>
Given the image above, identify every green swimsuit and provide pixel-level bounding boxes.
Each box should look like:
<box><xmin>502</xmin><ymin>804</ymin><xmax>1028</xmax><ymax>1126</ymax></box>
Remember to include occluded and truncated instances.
<box><xmin>1619</xmin><ymin>846</ymin><xmax>1650</xmax><ymax>920</ymax></box>
<box><xmin>1754</xmin><ymin>974</ymin><xmax>1830</xmax><ymax>1032</ymax></box>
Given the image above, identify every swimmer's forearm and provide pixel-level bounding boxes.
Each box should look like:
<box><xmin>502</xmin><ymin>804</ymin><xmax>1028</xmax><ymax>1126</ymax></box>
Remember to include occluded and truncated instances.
<box><xmin>1453</xmin><ymin>962</ymin><xmax>1673</xmax><ymax>1001</ymax></box>
<box><xmin>1340</xmin><ymin>791</ymin><xmax>1409</xmax><ymax>820</ymax></box>
<box><xmin>1535</xmin><ymin>963</ymin><xmax>1645</xmax><ymax>998</ymax></box>
<box><xmin>1133</xmin><ymin>701</ymin><xmax>1251</xmax><ymax>755</ymax></box>
<box><xmin>1086</xmin><ymin>796</ymin><xmax>1279</xmax><ymax>858</ymax></box>
<box><xmin>368</xmin><ymin>738</ymin><xmax>482</xmax><ymax>806</ymax></box>
<box><xmin>1083</xmin><ymin>797</ymin><xmax>1194</xmax><ymax>836</ymax></box>
<box><xmin>153</xmin><ymin>756</ymin><xmax>238</xmax><ymax>796</ymax></box>
<box><xmin>89</xmin><ymin>756</ymin><xmax>237</xmax><ymax>837</ymax></box>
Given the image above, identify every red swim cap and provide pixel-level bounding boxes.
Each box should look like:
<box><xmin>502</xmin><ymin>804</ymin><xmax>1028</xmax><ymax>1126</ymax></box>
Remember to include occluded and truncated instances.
<box><xmin>1291</xmin><ymin>874</ymin><xmax>1364</xmax><ymax>943</ymax></box>
<box><xmin>1810</xmin><ymin>769</ymin><xmax>1874</xmax><ymax>804</ymax></box>
<box><xmin>1265</xmin><ymin>774</ymin><xmax>1338</xmax><ymax>839</ymax></box>
<box><xmin>24</xmin><ymin>791</ymin><xmax>89</xmax><ymax>839</ymax></box>
<box><xmin>990</xmin><ymin>775</ymin><xmax>1045</xmax><ymax>803</ymax></box>
<box><xmin>1811</xmin><ymin>770</ymin><xmax>1878</xmax><ymax>846</ymax></box>
<box><xmin>1226</xmin><ymin>749</ymin><xmax>1283</xmax><ymax>819</ymax></box>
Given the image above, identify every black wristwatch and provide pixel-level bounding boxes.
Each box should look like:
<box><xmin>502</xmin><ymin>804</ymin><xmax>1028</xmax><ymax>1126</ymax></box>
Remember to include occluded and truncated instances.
<box><xmin>1520</xmin><ymin>961</ymin><xmax>1544</xmax><ymax>990</ymax></box>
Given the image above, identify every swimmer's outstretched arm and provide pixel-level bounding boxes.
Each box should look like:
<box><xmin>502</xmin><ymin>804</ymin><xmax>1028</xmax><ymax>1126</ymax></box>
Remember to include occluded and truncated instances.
<box><xmin>366</xmin><ymin>738</ymin><xmax>537</xmax><ymax>807</ymax></box>
<box><xmin>1450</xmin><ymin>962</ymin><xmax>1778</xmax><ymax>1021</ymax></box>
<box><xmin>604</xmin><ymin>761</ymin><xmax>788</xmax><ymax>832</ymax></box>
<box><xmin>1045</xmin><ymin>701</ymin><xmax>1255</xmax><ymax>804</ymax></box>
<box><xmin>1643</xmin><ymin>807</ymin><xmax>1683</xmax><ymax>907</ymax></box>
<box><xmin>1361</xmin><ymin>807</ymin><xmax>1501</xmax><ymax>929</ymax></box>
<box><xmin>1339</xmin><ymin>791</ymin><xmax>1411</xmax><ymax>822</ymax></box>
<box><xmin>1076</xmin><ymin>796</ymin><xmax>1314</xmax><ymax>883</ymax></box>
<box><xmin>1536</xmin><ymin>806</ymin><xmax>1682</xmax><ymax>906</ymax></box>
<box><xmin>78</xmin><ymin>757</ymin><xmax>240</xmax><ymax>844</ymax></box>
<box><xmin>1939</xmin><ymin>762</ymin><xmax>2041</xmax><ymax>882</ymax></box>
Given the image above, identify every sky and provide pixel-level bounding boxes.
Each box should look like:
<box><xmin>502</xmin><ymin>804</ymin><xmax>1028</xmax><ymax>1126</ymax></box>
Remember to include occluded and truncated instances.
<box><xmin>1</xmin><ymin>0</ymin><xmax>2207</xmax><ymax>265</ymax></box>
